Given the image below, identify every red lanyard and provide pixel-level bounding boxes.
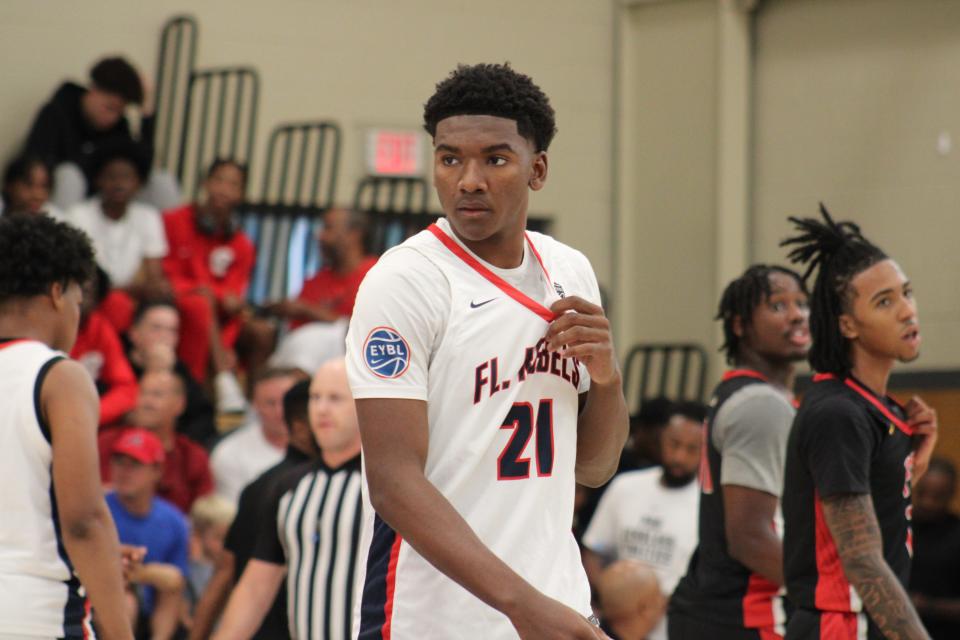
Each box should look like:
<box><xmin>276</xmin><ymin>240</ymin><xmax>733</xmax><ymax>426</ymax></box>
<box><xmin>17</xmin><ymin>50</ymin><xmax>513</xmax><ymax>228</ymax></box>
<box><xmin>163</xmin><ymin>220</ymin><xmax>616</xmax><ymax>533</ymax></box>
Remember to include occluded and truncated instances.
<box><xmin>427</xmin><ymin>223</ymin><xmax>556</xmax><ymax>323</ymax></box>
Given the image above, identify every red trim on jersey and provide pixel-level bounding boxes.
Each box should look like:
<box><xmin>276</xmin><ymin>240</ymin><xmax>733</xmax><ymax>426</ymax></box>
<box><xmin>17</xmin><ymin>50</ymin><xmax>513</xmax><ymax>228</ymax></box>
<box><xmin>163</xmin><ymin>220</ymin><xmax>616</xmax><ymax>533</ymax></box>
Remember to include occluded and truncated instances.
<box><xmin>813</xmin><ymin>373</ymin><xmax>913</xmax><ymax>436</ymax></box>
<box><xmin>820</xmin><ymin>611</ymin><xmax>858</xmax><ymax>639</ymax></box>
<box><xmin>0</xmin><ymin>338</ymin><xmax>32</xmax><ymax>350</ymax></box>
<box><xmin>427</xmin><ymin>223</ymin><xmax>556</xmax><ymax>323</ymax></box>
<box><xmin>83</xmin><ymin>598</ymin><xmax>92</xmax><ymax>639</ymax></box>
<box><xmin>382</xmin><ymin>536</ymin><xmax>403</xmax><ymax>639</ymax></box>
<box><xmin>722</xmin><ymin>368</ymin><xmax>769</xmax><ymax>382</ymax></box>
<box><xmin>758</xmin><ymin>627</ymin><xmax>784</xmax><ymax>640</ymax></box>
<box><xmin>814</xmin><ymin>492</ymin><xmax>855</xmax><ymax>612</ymax></box>
<box><xmin>743</xmin><ymin>572</ymin><xmax>779</xmax><ymax>629</ymax></box>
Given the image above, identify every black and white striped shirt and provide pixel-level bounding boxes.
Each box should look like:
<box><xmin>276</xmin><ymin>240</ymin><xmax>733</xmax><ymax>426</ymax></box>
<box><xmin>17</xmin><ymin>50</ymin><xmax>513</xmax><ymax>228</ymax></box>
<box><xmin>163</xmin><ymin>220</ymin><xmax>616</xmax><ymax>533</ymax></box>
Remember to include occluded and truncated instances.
<box><xmin>254</xmin><ymin>455</ymin><xmax>363</xmax><ymax>640</ymax></box>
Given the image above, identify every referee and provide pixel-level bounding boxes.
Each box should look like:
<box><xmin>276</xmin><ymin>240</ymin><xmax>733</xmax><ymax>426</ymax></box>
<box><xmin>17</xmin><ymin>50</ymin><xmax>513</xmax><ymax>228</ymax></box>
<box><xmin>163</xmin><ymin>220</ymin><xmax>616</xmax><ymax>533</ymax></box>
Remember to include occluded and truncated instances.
<box><xmin>213</xmin><ymin>357</ymin><xmax>362</xmax><ymax>639</ymax></box>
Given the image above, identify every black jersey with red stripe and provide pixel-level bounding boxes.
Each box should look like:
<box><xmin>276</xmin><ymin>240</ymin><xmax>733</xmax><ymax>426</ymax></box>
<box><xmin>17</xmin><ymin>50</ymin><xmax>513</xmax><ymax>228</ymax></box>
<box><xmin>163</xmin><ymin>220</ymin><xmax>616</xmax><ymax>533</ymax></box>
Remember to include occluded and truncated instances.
<box><xmin>670</xmin><ymin>370</ymin><xmax>785</xmax><ymax>631</ymax></box>
<box><xmin>783</xmin><ymin>374</ymin><xmax>914</xmax><ymax>620</ymax></box>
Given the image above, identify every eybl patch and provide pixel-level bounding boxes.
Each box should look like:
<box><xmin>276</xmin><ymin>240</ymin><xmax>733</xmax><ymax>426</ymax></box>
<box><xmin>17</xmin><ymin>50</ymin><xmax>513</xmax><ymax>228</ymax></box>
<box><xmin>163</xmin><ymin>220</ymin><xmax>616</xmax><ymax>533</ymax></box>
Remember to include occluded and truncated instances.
<box><xmin>363</xmin><ymin>326</ymin><xmax>411</xmax><ymax>379</ymax></box>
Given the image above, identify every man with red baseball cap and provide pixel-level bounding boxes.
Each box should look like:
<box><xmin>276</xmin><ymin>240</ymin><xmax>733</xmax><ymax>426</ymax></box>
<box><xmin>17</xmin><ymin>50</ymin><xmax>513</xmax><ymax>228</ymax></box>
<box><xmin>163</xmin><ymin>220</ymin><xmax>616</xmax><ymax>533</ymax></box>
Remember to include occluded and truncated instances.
<box><xmin>106</xmin><ymin>428</ymin><xmax>190</xmax><ymax>639</ymax></box>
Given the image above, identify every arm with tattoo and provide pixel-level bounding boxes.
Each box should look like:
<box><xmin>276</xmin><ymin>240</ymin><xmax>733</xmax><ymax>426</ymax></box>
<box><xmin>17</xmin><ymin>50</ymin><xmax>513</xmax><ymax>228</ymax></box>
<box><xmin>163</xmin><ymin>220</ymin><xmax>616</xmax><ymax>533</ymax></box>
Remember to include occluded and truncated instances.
<box><xmin>821</xmin><ymin>494</ymin><xmax>930</xmax><ymax>640</ymax></box>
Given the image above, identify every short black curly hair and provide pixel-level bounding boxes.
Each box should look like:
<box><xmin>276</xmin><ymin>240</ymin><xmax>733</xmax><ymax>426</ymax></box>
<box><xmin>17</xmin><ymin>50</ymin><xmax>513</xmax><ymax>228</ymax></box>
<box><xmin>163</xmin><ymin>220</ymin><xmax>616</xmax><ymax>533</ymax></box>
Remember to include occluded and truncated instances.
<box><xmin>0</xmin><ymin>215</ymin><xmax>95</xmax><ymax>304</ymax></box>
<box><xmin>423</xmin><ymin>63</ymin><xmax>557</xmax><ymax>152</ymax></box>
<box><xmin>90</xmin><ymin>139</ymin><xmax>151</xmax><ymax>183</ymax></box>
<box><xmin>90</xmin><ymin>57</ymin><xmax>144</xmax><ymax>105</ymax></box>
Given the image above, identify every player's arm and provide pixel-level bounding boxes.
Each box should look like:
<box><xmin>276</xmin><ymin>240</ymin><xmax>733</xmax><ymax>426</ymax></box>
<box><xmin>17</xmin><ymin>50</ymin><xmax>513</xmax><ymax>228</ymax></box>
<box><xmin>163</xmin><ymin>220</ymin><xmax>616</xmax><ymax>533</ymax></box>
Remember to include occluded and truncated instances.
<box><xmin>546</xmin><ymin>296</ymin><xmax>628</xmax><ymax>487</ymax></box>
<box><xmin>151</xmin><ymin>583</ymin><xmax>185</xmax><ymax>640</ymax></box>
<box><xmin>45</xmin><ymin>359</ymin><xmax>134</xmax><ymax>640</ymax></box>
<box><xmin>822</xmin><ymin>493</ymin><xmax>930</xmax><ymax>640</ymax></box>
<box><xmin>187</xmin><ymin>549</ymin><xmax>235</xmax><ymax>640</ymax></box>
<box><xmin>359</xmin><ymin>398</ymin><xmax>606</xmax><ymax>640</ymax></box>
<box><xmin>722</xmin><ymin>486</ymin><xmax>783</xmax><ymax>585</ymax></box>
<box><xmin>211</xmin><ymin>559</ymin><xmax>286</xmax><ymax>640</ymax></box>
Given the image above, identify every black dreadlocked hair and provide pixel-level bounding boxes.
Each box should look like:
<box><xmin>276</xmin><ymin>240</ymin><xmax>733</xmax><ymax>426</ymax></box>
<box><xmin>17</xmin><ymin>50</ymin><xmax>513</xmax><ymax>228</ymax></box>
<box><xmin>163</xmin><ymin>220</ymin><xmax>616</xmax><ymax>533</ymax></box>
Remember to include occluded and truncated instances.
<box><xmin>423</xmin><ymin>63</ymin><xmax>557</xmax><ymax>152</ymax></box>
<box><xmin>716</xmin><ymin>264</ymin><xmax>807</xmax><ymax>365</ymax></box>
<box><xmin>780</xmin><ymin>204</ymin><xmax>887</xmax><ymax>376</ymax></box>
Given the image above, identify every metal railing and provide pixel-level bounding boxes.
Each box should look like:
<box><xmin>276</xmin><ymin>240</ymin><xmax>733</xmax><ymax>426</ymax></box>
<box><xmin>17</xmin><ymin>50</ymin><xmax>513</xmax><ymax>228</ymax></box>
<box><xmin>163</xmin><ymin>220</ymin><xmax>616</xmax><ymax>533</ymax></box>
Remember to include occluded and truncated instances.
<box><xmin>153</xmin><ymin>15</ymin><xmax>198</xmax><ymax>173</ymax></box>
<box><xmin>623</xmin><ymin>342</ymin><xmax>709</xmax><ymax>410</ymax></box>
<box><xmin>260</xmin><ymin>121</ymin><xmax>341</xmax><ymax>208</ymax></box>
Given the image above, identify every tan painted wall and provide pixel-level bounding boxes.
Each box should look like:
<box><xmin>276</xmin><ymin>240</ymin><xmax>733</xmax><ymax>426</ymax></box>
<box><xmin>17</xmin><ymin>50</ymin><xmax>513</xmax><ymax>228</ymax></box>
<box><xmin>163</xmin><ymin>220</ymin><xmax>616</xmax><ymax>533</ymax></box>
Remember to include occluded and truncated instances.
<box><xmin>753</xmin><ymin>0</ymin><xmax>960</xmax><ymax>372</ymax></box>
<box><xmin>0</xmin><ymin>0</ymin><xmax>616</xmax><ymax>285</ymax></box>
<box><xmin>616</xmin><ymin>0</ymin><xmax>720</xmax><ymax>380</ymax></box>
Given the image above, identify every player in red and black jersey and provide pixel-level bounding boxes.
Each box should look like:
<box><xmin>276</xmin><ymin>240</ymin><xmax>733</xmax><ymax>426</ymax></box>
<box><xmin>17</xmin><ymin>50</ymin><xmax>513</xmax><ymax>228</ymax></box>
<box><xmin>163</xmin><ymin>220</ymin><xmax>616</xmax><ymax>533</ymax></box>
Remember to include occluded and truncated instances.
<box><xmin>669</xmin><ymin>264</ymin><xmax>811</xmax><ymax>640</ymax></box>
<box><xmin>780</xmin><ymin>206</ymin><xmax>937</xmax><ymax>640</ymax></box>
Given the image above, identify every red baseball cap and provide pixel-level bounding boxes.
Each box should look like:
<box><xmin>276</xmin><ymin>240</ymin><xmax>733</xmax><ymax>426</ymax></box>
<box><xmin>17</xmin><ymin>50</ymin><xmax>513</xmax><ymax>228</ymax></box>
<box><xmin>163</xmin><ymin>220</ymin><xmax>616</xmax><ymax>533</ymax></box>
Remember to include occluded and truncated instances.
<box><xmin>111</xmin><ymin>428</ymin><xmax>165</xmax><ymax>465</ymax></box>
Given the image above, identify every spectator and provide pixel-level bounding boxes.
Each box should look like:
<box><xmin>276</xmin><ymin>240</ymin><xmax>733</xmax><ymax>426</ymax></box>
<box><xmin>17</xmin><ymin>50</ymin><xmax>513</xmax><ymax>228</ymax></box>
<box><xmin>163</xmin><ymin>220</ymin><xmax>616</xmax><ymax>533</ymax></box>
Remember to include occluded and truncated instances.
<box><xmin>66</xmin><ymin>140</ymin><xmax>170</xmax><ymax>333</ymax></box>
<box><xmin>1</xmin><ymin>154</ymin><xmax>62</xmax><ymax>218</ymax></box>
<box><xmin>597</xmin><ymin>560</ymin><xmax>666</xmax><ymax>640</ymax></box>
<box><xmin>189</xmin><ymin>377</ymin><xmax>319</xmax><ymax>640</ymax></box>
<box><xmin>71</xmin><ymin>266</ymin><xmax>139</xmax><ymax>428</ymax></box>
<box><xmin>212</xmin><ymin>358</ymin><xmax>362</xmax><ymax>639</ymax></box>
<box><xmin>209</xmin><ymin>367</ymin><xmax>304</xmax><ymax>504</ymax></box>
<box><xmin>582</xmin><ymin>402</ymin><xmax>706</xmax><ymax>640</ymax></box>
<box><xmin>100</xmin><ymin>369</ymin><xmax>214</xmax><ymax>513</ymax></box>
<box><xmin>186</xmin><ymin>495</ymin><xmax>236</xmax><ymax>619</ymax></box>
<box><xmin>106</xmin><ymin>428</ymin><xmax>189</xmax><ymax>640</ymax></box>
<box><xmin>162</xmin><ymin>159</ymin><xmax>257</xmax><ymax>383</ymax></box>
<box><xmin>258</xmin><ymin>207</ymin><xmax>377</xmax><ymax>373</ymax></box>
<box><xmin>22</xmin><ymin>56</ymin><xmax>179</xmax><ymax>210</ymax></box>
<box><xmin>126</xmin><ymin>299</ymin><xmax>216</xmax><ymax>446</ymax></box>
<box><xmin>910</xmin><ymin>456</ymin><xmax>960</xmax><ymax>639</ymax></box>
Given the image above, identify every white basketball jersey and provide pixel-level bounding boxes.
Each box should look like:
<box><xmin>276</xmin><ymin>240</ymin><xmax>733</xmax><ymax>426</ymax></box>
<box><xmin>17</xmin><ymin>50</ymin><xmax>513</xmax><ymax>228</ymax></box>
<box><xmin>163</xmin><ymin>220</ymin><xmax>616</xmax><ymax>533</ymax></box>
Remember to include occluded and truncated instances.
<box><xmin>0</xmin><ymin>340</ymin><xmax>94</xmax><ymax>639</ymax></box>
<box><xmin>346</xmin><ymin>218</ymin><xmax>599</xmax><ymax>639</ymax></box>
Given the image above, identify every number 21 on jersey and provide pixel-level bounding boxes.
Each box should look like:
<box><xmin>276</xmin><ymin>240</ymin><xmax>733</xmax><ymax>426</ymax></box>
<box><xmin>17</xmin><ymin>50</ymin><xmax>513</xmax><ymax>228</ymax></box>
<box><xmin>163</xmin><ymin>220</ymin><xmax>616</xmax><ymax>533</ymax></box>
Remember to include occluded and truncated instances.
<box><xmin>497</xmin><ymin>399</ymin><xmax>554</xmax><ymax>480</ymax></box>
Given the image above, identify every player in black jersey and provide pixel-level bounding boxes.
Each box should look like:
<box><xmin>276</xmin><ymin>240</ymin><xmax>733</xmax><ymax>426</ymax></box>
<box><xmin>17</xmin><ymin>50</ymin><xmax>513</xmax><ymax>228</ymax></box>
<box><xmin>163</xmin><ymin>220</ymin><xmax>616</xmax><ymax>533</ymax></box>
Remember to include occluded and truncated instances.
<box><xmin>780</xmin><ymin>206</ymin><xmax>937</xmax><ymax>640</ymax></box>
<box><xmin>670</xmin><ymin>264</ymin><xmax>810</xmax><ymax>640</ymax></box>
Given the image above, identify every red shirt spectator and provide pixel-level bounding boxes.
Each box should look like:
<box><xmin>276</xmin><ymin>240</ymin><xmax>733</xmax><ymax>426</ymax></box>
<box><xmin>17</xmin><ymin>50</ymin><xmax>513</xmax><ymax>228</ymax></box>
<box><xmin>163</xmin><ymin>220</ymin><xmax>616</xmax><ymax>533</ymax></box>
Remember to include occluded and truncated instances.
<box><xmin>291</xmin><ymin>256</ymin><xmax>378</xmax><ymax>329</ymax></box>
<box><xmin>162</xmin><ymin>203</ymin><xmax>255</xmax><ymax>302</ymax></box>
<box><xmin>71</xmin><ymin>309</ymin><xmax>138</xmax><ymax>427</ymax></box>
<box><xmin>99</xmin><ymin>427</ymin><xmax>213</xmax><ymax>514</ymax></box>
<box><xmin>160</xmin><ymin>160</ymin><xmax>253</xmax><ymax>381</ymax></box>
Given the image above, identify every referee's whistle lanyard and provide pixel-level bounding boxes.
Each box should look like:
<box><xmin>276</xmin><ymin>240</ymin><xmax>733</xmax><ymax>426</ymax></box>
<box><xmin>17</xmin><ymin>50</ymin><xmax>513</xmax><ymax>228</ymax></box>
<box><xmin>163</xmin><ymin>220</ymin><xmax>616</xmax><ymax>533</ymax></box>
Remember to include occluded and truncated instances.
<box><xmin>813</xmin><ymin>373</ymin><xmax>913</xmax><ymax>436</ymax></box>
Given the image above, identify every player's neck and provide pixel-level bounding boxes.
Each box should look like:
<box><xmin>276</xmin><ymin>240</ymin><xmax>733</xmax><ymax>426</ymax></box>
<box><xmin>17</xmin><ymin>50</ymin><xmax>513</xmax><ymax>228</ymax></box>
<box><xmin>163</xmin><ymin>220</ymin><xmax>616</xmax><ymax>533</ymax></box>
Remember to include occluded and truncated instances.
<box><xmin>454</xmin><ymin>229</ymin><xmax>525</xmax><ymax>269</ymax></box>
<box><xmin>734</xmin><ymin>351</ymin><xmax>795</xmax><ymax>391</ymax></box>
<box><xmin>849</xmin><ymin>349</ymin><xmax>894</xmax><ymax>397</ymax></box>
<box><xmin>0</xmin><ymin>303</ymin><xmax>57</xmax><ymax>347</ymax></box>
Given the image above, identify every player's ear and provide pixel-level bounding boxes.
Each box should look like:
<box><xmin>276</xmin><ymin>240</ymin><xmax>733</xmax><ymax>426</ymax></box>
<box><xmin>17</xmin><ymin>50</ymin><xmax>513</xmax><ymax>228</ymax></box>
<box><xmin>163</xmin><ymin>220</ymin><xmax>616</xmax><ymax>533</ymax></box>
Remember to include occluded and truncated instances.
<box><xmin>838</xmin><ymin>313</ymin><xmax>858</xmax><ymax>340</ymax></box>
<box><xmin>732</xmin><ymin>314</ymin><xmax>744</xmax><ymax>338</ymax></box>
<box><xmin>48</xmin><ymin>281</ymin><xmax>65</xmax><ymax>309</ymax></box>
<box><xmin>528</xmin><ymin>151</ymin><xmax>548</xmax><ymax>191</ymax></box>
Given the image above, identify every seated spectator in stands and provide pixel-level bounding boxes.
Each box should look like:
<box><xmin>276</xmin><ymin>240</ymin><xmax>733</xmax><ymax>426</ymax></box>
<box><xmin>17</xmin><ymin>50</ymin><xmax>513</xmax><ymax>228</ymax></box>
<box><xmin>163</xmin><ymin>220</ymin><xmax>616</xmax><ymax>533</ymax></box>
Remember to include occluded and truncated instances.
<box><xmin>910</xmin><ymin>456</ymin><xmax>960</xmax><ymax>639</ymax></box>
<box><xmin>106</xmin><ymin>428</ymin><xmax>189</xmax><ymax>640</ymax></box>
<box><xmin>162</xmin><ymin>159</ymin><xmax>257</xmax><ymax>383</ymax></box>
<box><xmin>71</xmin><ymin>267</ymin><xmax>138</xmax><ymax>428</ymax></box>
<box><xmin>186</xmin><ymin>495</ymin><xmax>236</xmax><ymax>621</ymax></box>
<box><xmin>1</xmin><ymin>154</ymin><xmax>62</xmax><ymax>218</ymax></box>
<box><xmin>100</xmin><ymin>370</ymin><xmax>214</xmax><ymax>513</ymax></box>
<box><xmin>582</xmin><ymin>402</ymin><xmax>706</xmax><ymax>640</ymax></box>
<box><xmin>21</xmin><ymin>56</ymin><xmax>179</xmax><ymax>211</ymax></box>
<box><xmin>126</xmin><ymin>299</ymin><xmax>217</xmax><ymax>446</ymax></box>
<box><xmin>210</xmin><ymin>368</ymin><xmax>303</xmax><ymax>504</ymax></box>
<box><xmin>258</xmin><ymin>207</ymin><xmax>377</xmax><ymax>373</ymax></box>
<box><xmin>189</xmin><ymin>377</ymin><xmax>318</xmax><ymax>640</ymax></box>
<box><xmin>597</xmin><ymin>560</ymin><xmax>665</xmax><ymax>640</ymax></box>
<box><xmin>66</xmin><ymin>140</ymin><xmax>171</xmax><ymax>333</ymax></box>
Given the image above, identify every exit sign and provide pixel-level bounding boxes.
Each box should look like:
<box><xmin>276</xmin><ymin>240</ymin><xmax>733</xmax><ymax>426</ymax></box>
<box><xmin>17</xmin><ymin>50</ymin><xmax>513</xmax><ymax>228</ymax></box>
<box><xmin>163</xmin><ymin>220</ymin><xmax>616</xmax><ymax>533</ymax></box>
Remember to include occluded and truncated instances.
<box><xmin>366</xmin><ymin>129</ymin><xmax>424</xmax><ymax>176</ymax></box>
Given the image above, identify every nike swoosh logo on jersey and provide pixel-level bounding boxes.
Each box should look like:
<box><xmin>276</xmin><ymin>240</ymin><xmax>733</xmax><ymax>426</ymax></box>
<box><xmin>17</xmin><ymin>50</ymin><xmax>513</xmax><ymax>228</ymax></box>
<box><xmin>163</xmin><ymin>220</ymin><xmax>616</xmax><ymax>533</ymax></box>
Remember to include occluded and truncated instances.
<box><xmin>470</xmin><ymin>298</ymin><xmax>496</xmax><ymax>309</ymax></box>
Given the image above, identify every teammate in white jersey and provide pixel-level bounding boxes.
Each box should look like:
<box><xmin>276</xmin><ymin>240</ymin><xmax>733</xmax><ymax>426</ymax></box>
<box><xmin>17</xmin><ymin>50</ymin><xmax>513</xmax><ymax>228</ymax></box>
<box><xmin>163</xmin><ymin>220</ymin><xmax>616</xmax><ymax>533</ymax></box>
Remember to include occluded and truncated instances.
<box><xmin>0</xmin><ymin>215</ymin><xmax>131</xmax><ymax>639</ymax></box>
<box><xmin>346</xmin><ymin>63</ymin><xmax>629</xmax><ymax>640</ymax></box>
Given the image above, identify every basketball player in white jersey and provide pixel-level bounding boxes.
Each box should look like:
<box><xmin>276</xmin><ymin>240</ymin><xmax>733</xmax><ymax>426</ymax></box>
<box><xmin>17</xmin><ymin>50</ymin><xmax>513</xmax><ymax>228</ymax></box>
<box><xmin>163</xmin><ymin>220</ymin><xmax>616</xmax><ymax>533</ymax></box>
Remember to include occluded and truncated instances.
<box><xmin>0</xmin><ymin>215</ymin><xmax>132</xmax><ymax>639</ymax></box>
<box><xmin>346</xmin><ymin>63</ymin><xmax>629</xmax><ymax>640</ymax></box>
